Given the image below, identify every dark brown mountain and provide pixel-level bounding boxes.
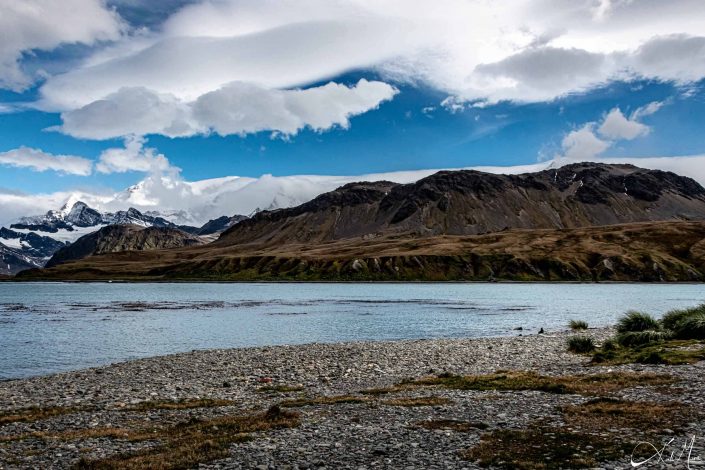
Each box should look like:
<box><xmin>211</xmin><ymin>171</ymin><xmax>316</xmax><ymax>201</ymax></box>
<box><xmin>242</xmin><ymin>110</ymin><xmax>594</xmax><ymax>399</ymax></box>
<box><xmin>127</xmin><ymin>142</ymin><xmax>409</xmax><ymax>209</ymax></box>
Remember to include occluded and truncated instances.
<box><xmin>217</xmin><ymin>163</ymin><xmax>705</xmax><ymax>248</ymax></box>
<box><xmin>45</xmin><ymin>225</ymin><xmax>205</xmax><ymax>268</ymax></box>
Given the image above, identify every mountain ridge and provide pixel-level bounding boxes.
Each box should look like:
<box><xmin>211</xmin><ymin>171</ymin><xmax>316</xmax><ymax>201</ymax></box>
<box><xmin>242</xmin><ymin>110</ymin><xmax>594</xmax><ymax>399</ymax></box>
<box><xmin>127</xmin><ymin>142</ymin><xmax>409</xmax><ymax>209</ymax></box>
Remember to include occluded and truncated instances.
<box><xmin>17</xmin><ymin>162</ymin><xmax>705</xmax><ymax>282</ymax></box>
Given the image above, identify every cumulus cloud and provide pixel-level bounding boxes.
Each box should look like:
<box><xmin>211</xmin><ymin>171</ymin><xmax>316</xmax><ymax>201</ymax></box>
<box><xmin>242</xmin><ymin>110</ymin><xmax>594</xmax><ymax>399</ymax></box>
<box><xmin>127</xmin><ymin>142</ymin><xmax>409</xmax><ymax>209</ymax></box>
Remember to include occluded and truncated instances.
<box><xmin>0</xmin><ymin>0</ymin><xmax>123</xmax><ymax>91</ymax></box>
<box><xmin>58</xmin><ymin>79</ymin><xmax>397</xmax><ymax>139</ymax></box>
<box><xmin>598</xmin><ymin>108</ymin><xmax>650</xmax><ymax>140</ymax></box>
<box><xmin>96</xmin><ymin>136</ymin><xmax>175</xmax><ymax>174</ymax></box>
<box><xmin>556</xmin><ymin>101</ymin><xmax>666</xmax><ymax>161</ymax></box>
<box><xmin>560</xmin><ymin>124</ymin><xmax>612</xmax><ymax>161</ymax></box>
<box><xmin>27</xmin><ymin>0</ymin><xmax>705</xmax><ymax>116</ymax></box>
<box><xmin>0</xmin><ymin>147</ymin><xmax>93</xmax><ymax>175</ymax></box>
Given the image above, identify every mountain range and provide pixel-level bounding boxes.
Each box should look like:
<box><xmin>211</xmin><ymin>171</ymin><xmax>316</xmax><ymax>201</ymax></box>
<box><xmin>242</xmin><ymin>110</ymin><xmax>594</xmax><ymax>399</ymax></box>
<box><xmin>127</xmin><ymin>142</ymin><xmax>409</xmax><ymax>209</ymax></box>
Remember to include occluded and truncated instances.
<box><xmin>16</xmin><ymin>162</ymin><xmax>705</xmax><ymax>282</ymax></box>
<box><xmin>0</xmin><ymin>201</ymin><xmax>246</xmax><ymax>275</ymax></box>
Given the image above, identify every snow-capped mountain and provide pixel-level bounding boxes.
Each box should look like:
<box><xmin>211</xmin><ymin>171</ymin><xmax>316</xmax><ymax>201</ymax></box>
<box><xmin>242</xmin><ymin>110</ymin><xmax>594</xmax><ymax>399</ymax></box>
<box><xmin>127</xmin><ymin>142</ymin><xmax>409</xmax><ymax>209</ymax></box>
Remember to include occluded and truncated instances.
<box><xmin>0</xmin><ymin>201</ymin><xmax>244</xmax><ymax>275</ymax></box>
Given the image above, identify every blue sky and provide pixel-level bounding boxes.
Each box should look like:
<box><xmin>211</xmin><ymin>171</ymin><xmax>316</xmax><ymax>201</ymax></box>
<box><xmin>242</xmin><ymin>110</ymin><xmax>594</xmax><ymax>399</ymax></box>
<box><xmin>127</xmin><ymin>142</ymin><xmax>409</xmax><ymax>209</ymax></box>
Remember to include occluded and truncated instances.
<box><xmin>1</xmin><ymin>0</ymin><xmax>705</xmax><ymax>200</ymax></box>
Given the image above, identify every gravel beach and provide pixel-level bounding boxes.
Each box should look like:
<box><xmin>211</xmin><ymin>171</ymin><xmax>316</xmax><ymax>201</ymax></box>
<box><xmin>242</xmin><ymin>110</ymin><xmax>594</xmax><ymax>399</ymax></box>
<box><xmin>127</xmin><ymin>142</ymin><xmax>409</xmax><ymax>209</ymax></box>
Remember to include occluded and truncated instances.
<box><xmin>1</xmin><ymin>328</ymin><xmax>703</xmax><ymax>469</ymax></box>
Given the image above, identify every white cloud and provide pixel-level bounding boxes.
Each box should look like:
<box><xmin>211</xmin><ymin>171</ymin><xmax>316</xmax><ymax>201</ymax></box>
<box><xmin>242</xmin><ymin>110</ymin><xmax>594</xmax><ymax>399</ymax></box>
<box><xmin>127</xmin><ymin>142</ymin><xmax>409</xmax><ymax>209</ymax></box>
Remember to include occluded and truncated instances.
<box><xmin>0</xmin><ymin>0</ymin><xmax>123</xmax><ymax>91</ymax></box>
<box><xmin>60</xmin><ymin>87</ymin><xmax>197</xmax><ymax>140</ymax></box>
<box><xmin>598</xmin><ymin>108</ymin><xmax>650</xmax><ymax>140</ymax></box>
<box><xmin>0</xmin><ymin>147</ymin><xmax>93</xmax><ymax>175</ymax></box>
<box><xmin>29</xmin><ymin>0</ymin><xmax>705</xmax><ymax>114</ymax></box>
<box><xmin>5</xmin><ymin>153</ymin><xmax>705</xmax><ymax>227</ymax></box>
<box><xmin>96</xmin><ymin>136</ymin><xmax>175</xmax><ymax>174</ymax></box>
<box><xmin>193</xmin><ymin>79</ymin><xmax>398</xmax><ymax>137</ymax></box>
<box><xmin>557</xmin><ymin>101</ymin><xmax>666</xmax><ymax>161</ymax></box>
<box><xmin>560</xmin><ymin>124</ymin><xmax>611</xmax><ymax>161</ymax></box>
<box><xmin>57</xmin><ymin>79</ymin><xmax>397</xmax><ymax>140</ymax></box>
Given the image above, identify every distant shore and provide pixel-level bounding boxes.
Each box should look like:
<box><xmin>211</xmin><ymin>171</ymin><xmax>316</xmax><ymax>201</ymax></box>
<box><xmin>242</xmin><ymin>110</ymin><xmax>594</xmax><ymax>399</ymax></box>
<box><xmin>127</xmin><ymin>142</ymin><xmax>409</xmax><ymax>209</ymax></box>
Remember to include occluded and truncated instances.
<box><xmin>1</xmin><ymin>328</ymin><xmax>703</xmax><ymax>469</ymax></box>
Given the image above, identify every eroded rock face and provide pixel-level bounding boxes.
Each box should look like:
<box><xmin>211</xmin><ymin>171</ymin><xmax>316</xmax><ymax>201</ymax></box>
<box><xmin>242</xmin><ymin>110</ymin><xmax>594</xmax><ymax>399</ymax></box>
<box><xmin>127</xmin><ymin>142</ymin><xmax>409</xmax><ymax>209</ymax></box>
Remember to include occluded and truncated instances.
<box><xmin>219</xmin><ymin>163</ymin><xmax>705</xmax><ymax>247</ymax></box>
<box><xmin>46</xmin><ymin>225</ymin><xmax>205</xmax><ymax>267</ymax></box>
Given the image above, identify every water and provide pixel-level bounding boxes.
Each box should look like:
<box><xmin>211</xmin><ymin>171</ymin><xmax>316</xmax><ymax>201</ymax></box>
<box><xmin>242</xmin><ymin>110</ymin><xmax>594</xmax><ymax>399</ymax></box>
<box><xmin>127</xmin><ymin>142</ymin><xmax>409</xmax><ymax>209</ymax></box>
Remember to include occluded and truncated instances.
<box><xmin>0</xmin><ymin>282</ymin><xmax>703</xmax><ymax>379</ymax></box>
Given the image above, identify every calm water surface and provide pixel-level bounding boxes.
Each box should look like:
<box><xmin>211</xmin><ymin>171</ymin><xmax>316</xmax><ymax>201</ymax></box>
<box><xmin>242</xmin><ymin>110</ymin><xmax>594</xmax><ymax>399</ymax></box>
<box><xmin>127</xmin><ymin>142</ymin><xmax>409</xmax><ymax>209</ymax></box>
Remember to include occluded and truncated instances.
<box><xmin>1</xmin><ymin>282</ymin><xmax>703</xmax><ymax>379</ymax></box>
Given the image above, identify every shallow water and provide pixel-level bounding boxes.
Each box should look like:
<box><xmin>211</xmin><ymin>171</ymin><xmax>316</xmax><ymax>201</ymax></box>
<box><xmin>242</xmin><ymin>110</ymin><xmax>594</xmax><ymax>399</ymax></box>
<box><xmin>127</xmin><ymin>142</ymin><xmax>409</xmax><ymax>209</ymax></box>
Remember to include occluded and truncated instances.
<box><xmin>0</xmin><ymin>282</ymin><xmax>703</xmax><ymax>379</ymax></box>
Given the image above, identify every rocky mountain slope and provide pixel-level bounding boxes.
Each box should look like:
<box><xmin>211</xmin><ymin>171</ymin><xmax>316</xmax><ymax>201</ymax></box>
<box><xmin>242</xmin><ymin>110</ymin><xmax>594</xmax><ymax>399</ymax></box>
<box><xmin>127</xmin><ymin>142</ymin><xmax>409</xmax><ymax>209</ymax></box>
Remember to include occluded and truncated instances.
<box><xmin>18</xmin><ymin>221</ymin><xmax>705</xmax><ymax>282</ymax></box>
<box><xmin>1</xmin><ymin>201</ymin><xmax>246</xmax><ymax>275</ymax></box>
<box><xmin>46</xmin><ymin>225</ymin><xmax>206</xmax><ymax>268</ymax></box>
<box><xmin>16</xmin><ymin>162</ymin><xmax>705</xmax><ymax>282</ymax></box>
<box><xmin>218</xmin><ymin>163</ymin><xmax>705</xmax><ymax>247</ymax></box>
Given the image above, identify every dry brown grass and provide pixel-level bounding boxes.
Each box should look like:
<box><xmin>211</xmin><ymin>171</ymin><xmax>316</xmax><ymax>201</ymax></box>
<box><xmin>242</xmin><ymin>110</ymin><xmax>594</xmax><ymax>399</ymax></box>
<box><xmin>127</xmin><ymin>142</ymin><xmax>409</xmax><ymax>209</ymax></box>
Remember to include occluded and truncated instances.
<box><xmin>562</xmin><ymin>398</ymin><xmax>692</xmax><ymax>432</ymax></box>
<box><xmin>279</xmin><ymin>395</ymin><xmax>368</xmax><ymax>408</ymax></box>
<box><xmin>256</xmin><ymin>385</ymin><xmax>305</xmax><ymax>393</ymax></box>
<box><xmin>124</xmin><ymin>398</ymin><xmax>235</xmax><ymax>412</ymax></box>
<box><xmin>73</xmin><ymin>405</ymin><xmax>299</xmax><ymax>470</ymax></box>
<box><xmin>0</xmin><ymin>406</ymin><xmax>81</xmax><ymax>425</ymax></box>
<box><xmin>382</xmin><ymin>397</ymin><xmax>452</xmax><ymax>407</ymax></box>
<box><xmin>407</xmin><ymin>370</ymin><xmax>676</xmax><ymax>396</ymax></box>
<box><xmin>463</xmin><ymin>424</ymin><xmax>635</xmax><ymax>469</ymax></box>
<box><xmin>414</xmin><ymin>419</ymin><xmax>488</xmax><ymax>431</ymax></box>
<box><xmin>463</xmin><ymin>397</ymin><xmax>699</xmax><ymax>468</ymax></box>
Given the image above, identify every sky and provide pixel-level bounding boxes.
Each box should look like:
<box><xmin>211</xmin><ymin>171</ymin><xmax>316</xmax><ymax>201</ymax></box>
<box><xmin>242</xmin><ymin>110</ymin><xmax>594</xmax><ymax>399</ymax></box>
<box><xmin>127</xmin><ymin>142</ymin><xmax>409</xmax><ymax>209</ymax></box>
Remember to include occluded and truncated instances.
<box><xmin>1</xmin><ymin>0</ymin><xmax>705</xmax><ymax>222</ymax></box>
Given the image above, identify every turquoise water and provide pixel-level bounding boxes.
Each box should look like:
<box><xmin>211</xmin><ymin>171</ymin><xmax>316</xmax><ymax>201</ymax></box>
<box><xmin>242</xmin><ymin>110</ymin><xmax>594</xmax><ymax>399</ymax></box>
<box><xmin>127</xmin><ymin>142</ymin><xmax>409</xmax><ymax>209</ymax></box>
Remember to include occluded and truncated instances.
<box><xmin>0</xmin><ymin>282</ymin><xmax>703</xmax><ymax>379</ymax></box>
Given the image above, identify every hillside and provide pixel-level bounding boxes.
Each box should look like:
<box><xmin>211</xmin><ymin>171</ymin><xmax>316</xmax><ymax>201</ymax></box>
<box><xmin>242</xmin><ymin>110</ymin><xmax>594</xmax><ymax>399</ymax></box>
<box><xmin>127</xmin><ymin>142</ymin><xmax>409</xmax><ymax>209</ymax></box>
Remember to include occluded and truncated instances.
<box><xmin>45</xmin><ymin>225</ymin><xmax>205</xmax><ymax>268</ymax></box>
<box><xmin>19</xmin><ymin>221</ymin><xmax>705</xmax><ymax>282</ymax></box>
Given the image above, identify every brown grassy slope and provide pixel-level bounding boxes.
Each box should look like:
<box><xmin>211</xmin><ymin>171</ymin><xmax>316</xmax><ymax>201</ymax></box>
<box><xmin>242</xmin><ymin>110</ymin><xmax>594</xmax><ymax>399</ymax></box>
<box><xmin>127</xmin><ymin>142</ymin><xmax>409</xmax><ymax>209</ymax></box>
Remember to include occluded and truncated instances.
<box><xmin>16</xmin><ymin>221</ymin><xmax>705</xmax><ymax>281</ymax></box>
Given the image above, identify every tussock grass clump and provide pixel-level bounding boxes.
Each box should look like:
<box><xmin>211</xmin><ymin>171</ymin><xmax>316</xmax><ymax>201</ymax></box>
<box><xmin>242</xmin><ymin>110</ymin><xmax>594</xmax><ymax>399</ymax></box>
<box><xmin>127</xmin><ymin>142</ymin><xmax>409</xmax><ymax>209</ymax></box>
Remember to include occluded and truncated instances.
<box><xmin>74</xmin><ymin>405</ymin><xmax>299</xmax><ymax>470</ymax></box>
<box><xmin>382</xmin><ymin>396</ymin><xmax>451</xmax><ymax>407</ymax></box>
<box><xmin>567</xmin><ymin>336</ymin><xmax>596</xmax><ymax>353</ymax></box>
<box><xmin>661</xmin><ymin>305</ymin><xmax>705</xmax><ymax>331</ymax></box>
<box><xmin>672</xmin><ymin>312</ymin><xmax>705</xmax><ymax>340</ymax></box>
<box><xmin>616</xmin><ymin>329</ymin><xmax>670</xmax><ymax>347</ymax></box>
<box><xmin>616</xmin><ymin>311</ymin><xmax>660</xmax><ymax>333</ymax></box>
<box><xmin>569</xmin><ymin>319</ymin><xmax>588</xmax><ymax>330</ymax></box>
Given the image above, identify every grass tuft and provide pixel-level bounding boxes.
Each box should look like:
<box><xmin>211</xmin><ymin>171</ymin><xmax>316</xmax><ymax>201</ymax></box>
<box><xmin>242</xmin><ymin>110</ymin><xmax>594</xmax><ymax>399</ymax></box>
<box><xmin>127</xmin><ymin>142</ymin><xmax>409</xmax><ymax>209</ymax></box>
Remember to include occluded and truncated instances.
<box><xmin>567</xmin><ymin>336</ymin><xmax>596</xmax><ymax>353</ymax></box>
<box><xmin>616</xmin><ymin>311</ymin><xmax>660</xmax><ymax>333</ymax></box>
<box><xmin>672</xmin><ymin>312</ymin><xmax>705</xmax><ymax>340</ymax></box>
<box><xmin>616</xmin><ymin>329</ymin><xmax>670</xmax><ymax>347</ymax></box>
<box><xmin>569</xmin><ymin>319</ymin><xmax>588</xmax><ymax>330</ymax></box>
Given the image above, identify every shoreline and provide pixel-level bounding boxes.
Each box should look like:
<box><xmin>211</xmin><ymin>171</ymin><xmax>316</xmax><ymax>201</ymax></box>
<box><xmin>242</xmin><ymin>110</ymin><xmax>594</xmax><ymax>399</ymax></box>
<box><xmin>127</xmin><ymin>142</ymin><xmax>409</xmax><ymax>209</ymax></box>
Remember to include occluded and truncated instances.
<box><xmin>2</xmin><ymin>328</ymin><xmax>704</xmax><ymax>468</ymax></box>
